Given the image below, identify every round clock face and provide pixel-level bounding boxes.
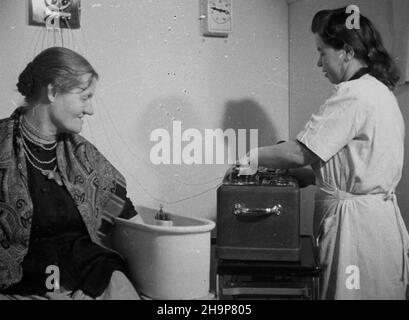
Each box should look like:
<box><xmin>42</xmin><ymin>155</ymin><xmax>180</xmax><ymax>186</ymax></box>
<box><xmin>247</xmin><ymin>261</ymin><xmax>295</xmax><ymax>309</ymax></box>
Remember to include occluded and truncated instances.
<box><xmin>209</xmin><ymin>0</ymin><xmax>231</xmax><ymax>24</ymax></box>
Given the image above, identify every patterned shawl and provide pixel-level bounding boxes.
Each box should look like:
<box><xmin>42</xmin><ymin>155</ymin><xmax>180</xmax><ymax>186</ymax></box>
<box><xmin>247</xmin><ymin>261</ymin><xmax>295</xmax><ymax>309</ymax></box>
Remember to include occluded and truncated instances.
<box><xmin>0</xmin><ymin>108</ymin><xmax>127</xmax><ymax>289</ymax></box>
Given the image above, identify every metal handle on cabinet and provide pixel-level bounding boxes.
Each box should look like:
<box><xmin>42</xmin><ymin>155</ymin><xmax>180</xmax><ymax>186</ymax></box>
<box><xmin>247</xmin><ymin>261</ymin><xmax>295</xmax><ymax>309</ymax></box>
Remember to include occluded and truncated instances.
<box><xmin>233</xmin><ymin>203</ymin><xmax>282</xmax><ymax>217</ymax></box>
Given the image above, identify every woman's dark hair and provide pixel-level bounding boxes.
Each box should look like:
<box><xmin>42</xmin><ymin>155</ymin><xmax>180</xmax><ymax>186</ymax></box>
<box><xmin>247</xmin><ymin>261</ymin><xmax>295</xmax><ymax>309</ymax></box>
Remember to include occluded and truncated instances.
<box><xmin>311</xmin><ymin>7</ymin><xmax>399</xmax><ymax>90</ymax></box>
<box><xmin>17</xmin><ymin>47</ymin><xmax>98</xmax><ymax>104</ymax></box>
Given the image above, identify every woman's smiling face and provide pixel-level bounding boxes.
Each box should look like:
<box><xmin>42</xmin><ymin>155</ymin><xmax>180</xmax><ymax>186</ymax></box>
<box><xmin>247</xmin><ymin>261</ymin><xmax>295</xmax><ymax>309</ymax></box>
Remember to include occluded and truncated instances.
<box><xmin>49</xmin><ymin>74</ymin><xmax>97</xmax><ymax>134</ymax></box>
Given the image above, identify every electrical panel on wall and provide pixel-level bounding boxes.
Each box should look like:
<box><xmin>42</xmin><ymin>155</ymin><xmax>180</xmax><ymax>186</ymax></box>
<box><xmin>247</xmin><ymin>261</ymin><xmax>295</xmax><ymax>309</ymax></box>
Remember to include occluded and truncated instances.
<box><xmin>200</xmin><ymin>0</ymin><xmax>232</xmax><ymax>38</ymax></box>
<box><xmin>29</xmin><ymin>0</ymin><xmax>81</xmax><ymax>29</ymax></box>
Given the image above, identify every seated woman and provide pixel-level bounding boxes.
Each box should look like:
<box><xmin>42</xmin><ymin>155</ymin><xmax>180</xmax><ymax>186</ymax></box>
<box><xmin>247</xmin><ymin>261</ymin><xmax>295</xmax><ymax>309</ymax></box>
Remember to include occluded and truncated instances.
<box><xmin>0</xmin><ymin>47</ymin><xmax>140</xmax><ymax>300</ymax></box>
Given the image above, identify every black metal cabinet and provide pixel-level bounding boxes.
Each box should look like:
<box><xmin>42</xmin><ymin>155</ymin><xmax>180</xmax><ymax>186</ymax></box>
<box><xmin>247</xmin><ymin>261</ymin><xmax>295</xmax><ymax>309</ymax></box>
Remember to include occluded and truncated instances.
<box><xmin>216</xmin><ymin>235</ymin><xmax>320</xmax><ymax>300</ymax></box>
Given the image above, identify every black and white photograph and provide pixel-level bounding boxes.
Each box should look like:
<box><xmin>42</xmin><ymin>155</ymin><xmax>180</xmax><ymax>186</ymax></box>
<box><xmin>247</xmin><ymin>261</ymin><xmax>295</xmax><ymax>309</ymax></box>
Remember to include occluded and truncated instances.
<box><xmin>0</xmin><ymin>0</ymin><xmax>408</xmax><ymax>308</ymax></box>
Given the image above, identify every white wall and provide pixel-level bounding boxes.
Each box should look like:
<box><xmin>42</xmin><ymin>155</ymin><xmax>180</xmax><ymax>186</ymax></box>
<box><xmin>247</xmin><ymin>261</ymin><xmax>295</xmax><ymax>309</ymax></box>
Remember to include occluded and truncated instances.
<box><xmin>0</xmin><ymin>0</ymin><xmax>290</xmax><ymax>222</ymax></box>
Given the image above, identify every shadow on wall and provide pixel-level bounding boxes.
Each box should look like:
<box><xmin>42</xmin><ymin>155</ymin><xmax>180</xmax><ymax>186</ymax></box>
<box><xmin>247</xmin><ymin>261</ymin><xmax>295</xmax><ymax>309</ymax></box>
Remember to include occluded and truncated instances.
<box><xmin>395</xmin><ymin>85</ymin><xmax>409</xmax><ymax>231</ymax></box>
<box><xmin>221</xmin><ymin>99</ymin><xmax>278</xmax><ymax>161</ymax></box>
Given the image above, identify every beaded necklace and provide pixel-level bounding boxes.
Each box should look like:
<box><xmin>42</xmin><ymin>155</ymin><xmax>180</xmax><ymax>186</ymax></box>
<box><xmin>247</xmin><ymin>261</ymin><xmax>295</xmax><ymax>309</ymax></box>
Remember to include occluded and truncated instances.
<box><xmin>20</xmin><ymin>115</ymin><xmax>63</xmax><ymax>186</ymax></box>
<box><xmin>21</xmin><ymin>115</ymin><xmax>57</xmax><ymax>146</ymax></box>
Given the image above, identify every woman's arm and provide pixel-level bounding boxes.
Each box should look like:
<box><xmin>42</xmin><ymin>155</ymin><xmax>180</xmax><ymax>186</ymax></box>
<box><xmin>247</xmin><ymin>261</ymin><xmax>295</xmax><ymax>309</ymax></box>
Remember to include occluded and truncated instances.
<box><xmin>288</xmin><ymin>166</ymin><xmax>316</xmax><ymax>188</ymax></box>
<box><xmin>250</xmin><ymin>140</ymin><xmax>320</xmax><ymax>169</ymax></box>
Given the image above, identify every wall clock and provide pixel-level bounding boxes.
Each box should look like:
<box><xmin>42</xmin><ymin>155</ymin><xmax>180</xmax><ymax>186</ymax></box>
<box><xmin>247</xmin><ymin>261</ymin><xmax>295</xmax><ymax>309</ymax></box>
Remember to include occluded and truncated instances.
<box><xmin>200</xmin><ymin>0</ymin><xmax>232</xmax><ymax>37</ymax></box>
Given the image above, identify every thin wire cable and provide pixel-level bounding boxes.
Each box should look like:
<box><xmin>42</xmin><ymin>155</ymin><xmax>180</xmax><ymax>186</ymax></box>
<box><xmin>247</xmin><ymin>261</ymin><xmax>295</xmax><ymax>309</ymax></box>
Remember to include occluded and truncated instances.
<box><xmin>64</xmin><ymin>17</ymin><xmax>81</xmax><ymax>53</ymax></box>
<box><xmin>32</xmin><ymin>28</ymin><xmax>44</xmax><ymax>55</ymax></box>
<box><xmin>89</xmin><ymin>98</ymin><xmax>222</xmax><ymax>204</ymax></box>
<box><xmin>62</xmin><ymin>17</ymin><xmax>72</xmax><ymax>49</ymax></box>
<box><xmin>40</xmin><ymin>27</ymin><xmax>46</xmax><ymax>51</ymax></box>
<box><xmin>26</xmin><ymin>28</ymin><xmax>41</xmax><ymax>61</ymax></box>
<box><xmin>93</xmin><ymin>76</ymin><xmax>227</xmax><ymax>185</ymax></box>
<box><xmin>53</xmin><ymin>26</ymin><xmax>57</xmax><ymax>46</ymax></box>
<box><xmin>131</xmin><ymin>180</ymin><xmax>222</xmax><ymax>205</ymax></box>
<box><xmin>97</xmin><ymin>95</ymin><xmax>225</xmax><ymax>186</ymax></box>
<box><xmin>94</xmin><ymin>96</ymin><xmax>225</xmax><ymax>186</ymax></box>
<box><xmin>59</xmin><ymin>28</ymin><xmax>63</xmax><ymax>47</ymax></box>
<box><xmin>47</xmin><ymin>28</ymin><xmax>52</xmax><ymax>48</ymax></box>
<box><xmin>66</xmin><ymin>18</ymin><xmax>75</xmax><ymax>50</ymax></box>
<box><xmin>80</xmin><ymin>25</ymin><xmax>89</xmax><ymax>56</ymax></box>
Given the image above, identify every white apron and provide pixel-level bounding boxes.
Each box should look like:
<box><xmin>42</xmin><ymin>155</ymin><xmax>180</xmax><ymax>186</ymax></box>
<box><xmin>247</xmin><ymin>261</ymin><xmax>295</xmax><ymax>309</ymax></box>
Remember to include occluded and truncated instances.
<box><xmin>315</xmin><ymin>185</ymin><xmax>409</xmax><ymax>299</ymax></box>
<box><xmin>297</xmin><ymin>74</ymin><xmax>409</xmax><ymax>299</ymax></box>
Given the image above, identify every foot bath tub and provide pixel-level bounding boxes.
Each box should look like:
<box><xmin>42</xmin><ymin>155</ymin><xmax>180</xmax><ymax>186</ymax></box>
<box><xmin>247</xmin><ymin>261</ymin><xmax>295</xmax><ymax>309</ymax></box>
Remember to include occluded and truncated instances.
<box><xmin>111</xmin><ymin>207</ymin><xmax>215</xmax><ymax>300</ymax></box>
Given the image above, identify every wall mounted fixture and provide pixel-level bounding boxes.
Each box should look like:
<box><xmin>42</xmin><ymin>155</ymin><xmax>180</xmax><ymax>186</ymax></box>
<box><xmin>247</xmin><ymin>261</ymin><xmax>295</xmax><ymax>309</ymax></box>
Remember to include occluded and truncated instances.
<box><xmin>200</xmin><ymin>0</ymin><xmax>232</xmax><ymax>38</ymax></box>
<box><xmin>29</xmin><ymin>0</ymin><xmax>81</xmax><ymax>29</ymax></box>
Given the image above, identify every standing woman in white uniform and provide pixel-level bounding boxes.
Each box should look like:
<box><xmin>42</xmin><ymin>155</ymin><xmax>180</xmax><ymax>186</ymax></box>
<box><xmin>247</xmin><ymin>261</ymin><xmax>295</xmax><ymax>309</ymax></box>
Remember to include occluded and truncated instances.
<box><xmin>242</xmin><ymin>7</ymin><xmax>409</xmax><ymax>299</ymax></box>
